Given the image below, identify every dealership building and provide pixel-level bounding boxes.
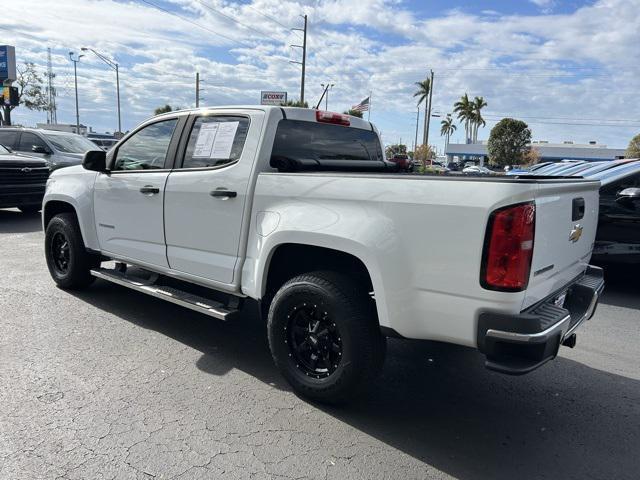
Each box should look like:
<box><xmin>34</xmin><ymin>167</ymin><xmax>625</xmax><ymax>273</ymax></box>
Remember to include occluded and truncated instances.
<box><xmin>445</xmin><ymin>141</ymin><xmax>626</xmax><ymax>163</ymax></box>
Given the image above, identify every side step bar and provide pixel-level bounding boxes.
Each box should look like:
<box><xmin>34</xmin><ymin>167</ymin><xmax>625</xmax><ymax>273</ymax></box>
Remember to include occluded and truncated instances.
<box><xmin>90</xmin><ymin>267</ymin><xmax>238</xmax><ymax>321</ymax></box>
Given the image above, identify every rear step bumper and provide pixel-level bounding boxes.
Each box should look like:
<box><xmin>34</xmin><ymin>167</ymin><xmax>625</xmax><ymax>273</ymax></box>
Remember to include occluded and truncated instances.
<box><xmin>91</xmin><ymin>267</ymin><xmax>238</xmax><ymax>321</ymax></box>
<box><xmin>476</xmin><ymin>265</ymin><xmax>605</xmax><ymax>375</ymax></box>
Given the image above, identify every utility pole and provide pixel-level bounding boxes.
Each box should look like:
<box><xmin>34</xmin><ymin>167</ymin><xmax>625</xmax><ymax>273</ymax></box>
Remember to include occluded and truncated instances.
<box><xmin>69</xmin><ymin>51</ymin><xmax>84</xmax><ymax>134</ymax></box>
<box><xmin>195</xmin><ymin>72</ymin><xmax>200</xmax><ymax>108</ymax></box>
<box><xmin>81</xmin><ymin>47</ymin><xmax>121</xmax><ymax>135</ymax></box>
<box><xmin>424</xmin><ymin>69</ymin><xmax>434</xmax><ymax>149</ymax></box>
<box><xmin>290</xmin><ymin>14</ymin><xmax>307</xmax><ymax>104</ymax></box>
<box><xmin>413</xmin><ymin>107</ymin><xmax>420</xmax><ymax>154</ymax></box>
<box><xmin>46</xmin><ymin>47</ymin><xmax>57</xmax><ymax>124</ymax></box>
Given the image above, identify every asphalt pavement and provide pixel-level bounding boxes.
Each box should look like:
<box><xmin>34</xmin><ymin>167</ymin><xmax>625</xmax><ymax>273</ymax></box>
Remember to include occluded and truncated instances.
<box><xmin>1</xmin><ymin>208</ymin><xmax>638</xmax><ymax>480</ymax></box>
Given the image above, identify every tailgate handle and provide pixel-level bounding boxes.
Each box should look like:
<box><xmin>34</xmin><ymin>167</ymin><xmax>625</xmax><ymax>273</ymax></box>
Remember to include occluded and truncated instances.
<box><xmin>572</xmin><ymin>198</ymin><xmax>585</xmax><ymax>221</ymax></box>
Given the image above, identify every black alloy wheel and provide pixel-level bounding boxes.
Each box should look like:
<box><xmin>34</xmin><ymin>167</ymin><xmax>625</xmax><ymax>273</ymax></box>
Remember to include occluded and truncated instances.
<box><xmin>286</xmin><ymin>302</ymin><xmax>343</xmax><ymax>379</ymax></box>
<box><xmin>50</xmin><ymin>231</ymin><xmax>71</xmax><ymax>274</ymax></box>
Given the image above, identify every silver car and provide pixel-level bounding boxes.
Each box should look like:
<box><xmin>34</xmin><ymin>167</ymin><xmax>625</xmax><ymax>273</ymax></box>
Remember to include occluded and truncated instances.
<box><xmin>0</xmin><ymin>127</ymin><xmax>101</xmax><ymax>170</ymax></box>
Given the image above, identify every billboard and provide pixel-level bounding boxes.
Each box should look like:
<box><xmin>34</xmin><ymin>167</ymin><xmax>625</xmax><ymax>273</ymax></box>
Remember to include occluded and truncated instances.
<box><xmin>261</xmin><ymin>91</ymin><xmax>287</xmax><ymax>106</ymax></box>
<box><xmin>0</xmin><ymin>46</ymin><xmax>17</xmax><ymax>82</ymax></box>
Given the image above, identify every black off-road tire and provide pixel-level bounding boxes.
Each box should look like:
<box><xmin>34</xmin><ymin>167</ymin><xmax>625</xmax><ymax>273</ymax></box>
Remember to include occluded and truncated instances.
<box><xmin>45</xmin><ymin>213</ymin><xmax>100</xmax><ymax>290</ymax></box>
<box><xmin>19</xmin><ymin>205</ymin><xmax>41</xmax><ymax>214</ymax></box>
<box><xmin>267</xmin><ymin>271</ymin><xmax>386</xmax><ymax>404</ymax></box>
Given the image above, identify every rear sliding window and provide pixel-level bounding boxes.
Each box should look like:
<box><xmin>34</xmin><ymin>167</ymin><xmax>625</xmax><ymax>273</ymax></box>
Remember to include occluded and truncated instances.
<box><xmin>270</xmin><ymin>120</ymin><xmax>385</xmax><ymax>172</ymax></box>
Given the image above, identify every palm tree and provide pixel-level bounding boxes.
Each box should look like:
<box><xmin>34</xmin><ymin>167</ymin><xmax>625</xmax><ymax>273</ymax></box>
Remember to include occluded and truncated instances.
<box><xmin>440</xmin><ymin>115</ymin><xmax>457</xmax><ymax>150</ymax></box>
<box><xmin>453</xmin><ymin>93</ymin><xmax>473</xmax><ymax>143</ymax></box>
<box><xmin>413</xmin><ymin>78</ymin><xmax>431</xmax><ymax>145</ymax></box>
<box><xmin>471</xmin><ymin>96</ymin><xmax>487</xmax><ymax>142</ymax></box>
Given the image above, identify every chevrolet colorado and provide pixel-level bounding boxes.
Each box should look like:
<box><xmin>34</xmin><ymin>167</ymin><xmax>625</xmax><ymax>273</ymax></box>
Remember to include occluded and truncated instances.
<box><xmin>0</xmin><ymin>143</ymin><xmax>49</xmax><ymax>213</ymax></box>
<box><xmin>42</xmin><ymin>106</ymin><xmax>604</xmax><ymax>403</ymax></box>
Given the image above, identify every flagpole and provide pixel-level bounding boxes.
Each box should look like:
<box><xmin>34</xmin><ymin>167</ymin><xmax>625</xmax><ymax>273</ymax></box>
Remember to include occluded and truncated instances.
<box><xmin>367</xmin><ymin>90</ymin><xmax>372</xmax><ymax>121</ymax></box>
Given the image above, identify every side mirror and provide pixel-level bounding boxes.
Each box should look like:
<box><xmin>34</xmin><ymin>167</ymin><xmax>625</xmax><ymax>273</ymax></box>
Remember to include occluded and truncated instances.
<box><xmin>32</xmin><ymin>145</ymin><xmax>51</xmax><ymax>154</ymax></box>
<box><xmin>83</xmin><ymin>150</ymin><xmax>107</xmax><ymax>172</ymax></box>
<box><xmin>616</xmin><ymin>187</ymin><xmax>640</xmax><ymax>205</ymax></box>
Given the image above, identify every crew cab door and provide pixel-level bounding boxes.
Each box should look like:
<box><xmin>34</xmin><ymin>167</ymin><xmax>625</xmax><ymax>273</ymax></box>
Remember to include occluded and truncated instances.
<box><xmin>94</xmin><ymin>117</ymin><xmax>183</xmax><ymax>267</ymax></box>
<box><xmin>163</xmin><ymin>111</ymin><xmax>263</xmax><ymax>285</ymax></box>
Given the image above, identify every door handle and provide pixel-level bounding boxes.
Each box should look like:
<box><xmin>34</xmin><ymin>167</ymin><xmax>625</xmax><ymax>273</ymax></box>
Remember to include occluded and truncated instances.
<box><xmin>139</xmin><ymin>186</ymin><xmax>160</xmax><ymax>195</ymax></box>
<box><xmin>210</xmin><ymin>189</ymin><xmax>237</xmax><ymax>198</ymax></box>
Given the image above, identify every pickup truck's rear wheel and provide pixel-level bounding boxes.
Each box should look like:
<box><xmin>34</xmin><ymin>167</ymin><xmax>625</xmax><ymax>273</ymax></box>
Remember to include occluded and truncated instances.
<box><xmin>267</xmin><ymin>272</ymin><xmax>386</xmax><ymax>404</ymax></box>
<box><xmin>45</xmin><ymin>213</ymin><xmax>99</xmax><ymax>290</ymax></box>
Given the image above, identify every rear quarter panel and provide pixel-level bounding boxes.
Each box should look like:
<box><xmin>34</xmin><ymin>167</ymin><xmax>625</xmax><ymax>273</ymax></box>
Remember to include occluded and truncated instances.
<box><xmin>243</xmin><ymin>173</ymin><xmax>549</xmax><ymax>347</ymax></box>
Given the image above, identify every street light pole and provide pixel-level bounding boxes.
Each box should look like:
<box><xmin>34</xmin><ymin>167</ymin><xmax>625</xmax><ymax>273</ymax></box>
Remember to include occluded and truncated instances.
<box><xmin>69</xmin><ymin>52</ymin><xmax>84</xmax><ymax>134</ymax></box>
<box><xmin>321</xmin><ymin>83</ymin><xmax>334</xmax><ymax>110</ymax></box>
<box><xmin>81</xmin><ymin>47</ymin><xmax>121</xmax><ymax>135</ymax></box>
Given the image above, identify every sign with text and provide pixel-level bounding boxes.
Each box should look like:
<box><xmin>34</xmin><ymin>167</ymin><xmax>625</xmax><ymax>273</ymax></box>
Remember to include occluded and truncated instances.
<box><xmin>0</xmin><ymin>46</ymin><xmax>16</xmax><ymax>82</ymax></box>
<box><xmin>260</xmin><ymin>91</ymin><xmax>287</xmax><ymax>106</ymax></box>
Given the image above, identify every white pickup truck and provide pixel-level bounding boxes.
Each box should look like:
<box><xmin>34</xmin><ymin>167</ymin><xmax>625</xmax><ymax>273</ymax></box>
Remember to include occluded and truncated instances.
<box><xmin>43</xmin><ymin>106</ymin><xmax>605</xmax><ymax>403</ymax></box>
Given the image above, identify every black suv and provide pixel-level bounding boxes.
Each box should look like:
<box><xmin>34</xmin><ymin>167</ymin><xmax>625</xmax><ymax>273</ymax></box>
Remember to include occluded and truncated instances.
<box><xmin>0</xmin><ymin>143</ymin><xmax>50</xmax><ymax>213</ymax></box>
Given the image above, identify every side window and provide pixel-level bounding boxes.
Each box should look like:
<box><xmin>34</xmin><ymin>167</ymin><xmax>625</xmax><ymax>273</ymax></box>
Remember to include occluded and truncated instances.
<box><xmin>18</xmin><ymin>133</ymin><xmax>48</xmax><ymax>152</ymax></box>
<box><xmin>182</xmin><ymin>116</ymin><xmax>249</xmax><ymax>169</ymax></box>
<box><xmin>113</xmin><ymin>119</ymin><xmax>178</xmax><ymax>171</ymax></box>
<box><xmin>602</xmin><ymin>173</ymin><xmax>640</xmax><ymax>196</ymax></box>
<box><xmin>0</xmin><ymin>131</ymin><xmax>19</xmax><ymax>149</ymax></box>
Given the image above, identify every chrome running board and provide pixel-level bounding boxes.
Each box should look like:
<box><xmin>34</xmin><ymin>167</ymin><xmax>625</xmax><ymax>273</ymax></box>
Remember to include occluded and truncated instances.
<box><xmin>91</xmin><ymin>267</ymin><xmax>238</xmax><ymax>321</ymax></box>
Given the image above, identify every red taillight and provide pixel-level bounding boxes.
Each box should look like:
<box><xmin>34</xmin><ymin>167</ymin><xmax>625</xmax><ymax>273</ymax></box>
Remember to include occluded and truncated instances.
<box><xmin>481</xmin><ymin>202</ymin><xmax>535</xmax><ymax>291</ymax></box>
<box><xmin>316</xmin><ymin>110</ymin><xmax>350</xmax><ymax>126</ymax></box>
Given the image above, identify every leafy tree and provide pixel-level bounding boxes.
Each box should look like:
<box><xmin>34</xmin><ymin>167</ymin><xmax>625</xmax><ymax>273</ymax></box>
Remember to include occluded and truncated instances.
<box><xmin>413</xmin><ymin>78</ymin><xmax>431</xmax><ymax>145</ymax></box>
<box><xmin>343</xmin><ymin>109</ymin><xmax>363</xmax><ymax>118</ymax></box>
<box><xmin>625</xmin><ymin>133</ymin><xmax>640</xmax><ymax>158</ymax></box>
<box><xmin>487</xmin><ymin>118</ymin><xmax>532</xmax><ymax>166</ymax></box>
<box><xmin>385</xmin><ymin>144</ymin><xmax>407</xmax><ymax>158</ymax></box>
<box><xmin>0</xmin><ymin>62</ymin><xmax>48</xmax><ymax>126</ymax></box>
<box><xmin>154</xmin><ymin>104</ymin><xmax>174</xmax><ymax>115</ymax></box>
<box><xmin>522</xmin><ymin>147</ymin><xmax>541</xmax><ymax>166</ymax></box>
<box><xmin>440</xmin><ymin>114</ymin><xmax>457</xmax><ymax>149</ymax></box>
<box><xmin>413</xmin><ymin>143</ymin><xmax>436</xmax><ymax>166</ymax></box>
<box><xmin>281</xmin><ymin>99</ymin><xmax>309</xmax><ymax>108</ymax></box>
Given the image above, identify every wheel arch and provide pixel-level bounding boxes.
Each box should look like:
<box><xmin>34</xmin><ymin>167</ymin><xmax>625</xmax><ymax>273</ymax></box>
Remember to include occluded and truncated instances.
<box><xmin>42</xmin><ymin>197</ymin><xmax>99</xmax><ymax>251</ymax></box>
<box><xmin>258</xmin><ymin>242</ymin><xmax>389</xmax><ymax>328</ymax></box>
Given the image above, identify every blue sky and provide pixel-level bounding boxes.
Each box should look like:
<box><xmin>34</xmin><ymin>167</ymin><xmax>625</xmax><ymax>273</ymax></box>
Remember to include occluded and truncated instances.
<box><xmin>1</xmin><ymin>0</ymin><xmax>639</xmax><ymax>150</ymax></box>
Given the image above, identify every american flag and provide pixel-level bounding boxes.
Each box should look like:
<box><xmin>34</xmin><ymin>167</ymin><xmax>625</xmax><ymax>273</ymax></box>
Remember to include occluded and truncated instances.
<box><xmin>351</xmin><ymin>96</ymin><xmax>370</xmax><ymax>113</ymax></box>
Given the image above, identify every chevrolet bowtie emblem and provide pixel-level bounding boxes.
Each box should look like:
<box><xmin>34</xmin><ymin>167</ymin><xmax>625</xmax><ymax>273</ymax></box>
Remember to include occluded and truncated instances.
<box><xmin>569</xmin><ymin>224</ymin><xmax>583</xmax><ymax>243</ymax></box>
<box><xmin>21</xmin><ymin>167</ymin><xmax>32</xmax><ymax>173</ymax></box>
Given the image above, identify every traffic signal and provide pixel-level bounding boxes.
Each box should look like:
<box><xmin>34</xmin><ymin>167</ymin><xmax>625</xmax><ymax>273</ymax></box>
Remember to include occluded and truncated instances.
<box><xmin>2</xmin><ymin>86</ymin><xmax>18</xmax><ymax>106</ymax></box>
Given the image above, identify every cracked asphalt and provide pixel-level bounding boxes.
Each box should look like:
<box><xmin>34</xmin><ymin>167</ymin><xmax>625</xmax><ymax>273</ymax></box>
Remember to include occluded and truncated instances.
<box><xmin>1</xmin><ymin>208</ymin><xmax>639</xmax><ymax>480</ymax></box>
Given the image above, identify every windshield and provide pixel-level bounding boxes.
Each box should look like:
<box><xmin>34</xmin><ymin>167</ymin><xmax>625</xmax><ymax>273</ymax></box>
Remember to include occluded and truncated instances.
<box><xmin>0</xmin><ymin>144</ymin><xmax>9</xmax><ymax>155</ymax></box>
<box><xmin>43</xmin><ymin>133</ymin><xmax>99</xmax><ymax>154</ymax></box>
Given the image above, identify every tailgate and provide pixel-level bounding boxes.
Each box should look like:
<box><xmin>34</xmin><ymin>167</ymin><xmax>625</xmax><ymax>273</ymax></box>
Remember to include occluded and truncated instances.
<box><xmin>523</xmin><ymin>180</ymin><xmax>600</xmax><ymax>309</ymax></box>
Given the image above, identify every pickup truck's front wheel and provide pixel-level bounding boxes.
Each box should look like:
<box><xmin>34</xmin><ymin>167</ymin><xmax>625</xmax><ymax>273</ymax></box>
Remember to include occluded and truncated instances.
<box><xmin>45</xmin><ymin>213</ymin><xmax>99</xmax><ymax>290</ymax></box>
<box><xmin>267</xmin><ymin>272</ymin><xmax>386</xmax><ymax>404</ymax></box>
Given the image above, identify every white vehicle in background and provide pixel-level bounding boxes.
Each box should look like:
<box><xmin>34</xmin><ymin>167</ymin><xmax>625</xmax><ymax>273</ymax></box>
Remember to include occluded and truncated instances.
<box><xmin>463</xmin><ymin>165</ymin><xmax>493</xmax><ymax>174</ymax></box>
<box><xmin>42</xmin><ymin>106</ymin><xmax>604</xmax><ymax>403</ymax></box>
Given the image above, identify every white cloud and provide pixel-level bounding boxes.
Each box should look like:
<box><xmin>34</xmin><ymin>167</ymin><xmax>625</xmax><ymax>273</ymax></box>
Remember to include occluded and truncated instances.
<box><xmin>1</xmin><ymin>0</ymin><xmax>638</xmax><ymax>149</ymax></box>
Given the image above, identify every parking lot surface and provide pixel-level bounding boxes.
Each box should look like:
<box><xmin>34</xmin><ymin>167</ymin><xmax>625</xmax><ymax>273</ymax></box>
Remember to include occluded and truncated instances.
<box><xmin>1</xmin><ymin>208</ymin><xmax>639</xmax><ymax>480</ymax></box>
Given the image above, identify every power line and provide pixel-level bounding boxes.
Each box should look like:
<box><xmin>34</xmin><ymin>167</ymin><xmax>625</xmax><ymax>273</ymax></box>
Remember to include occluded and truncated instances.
<box><xmin>192</xmin><ymin>0</ymin><xmax>286</xmax><ymax>45</ymax></box>
<box><xmin>139</xmin><ymin>0</ymin><xmax>259</xmax><ymax>51</ymax></box>
<box><xmin>245</xmin><ymin>3</ymin><xmax>303</xmax><ymax>38</ymax></box>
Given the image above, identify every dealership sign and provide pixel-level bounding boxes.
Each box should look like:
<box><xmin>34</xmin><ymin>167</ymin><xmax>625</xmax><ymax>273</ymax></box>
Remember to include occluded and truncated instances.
<box><xmin>261</xmin><ymin>91</ymin><xmax>287</xmax><ymax>106</ymax></box>
<box><xmin>0</xmin><ymin>46</ymin><xmax>16</xmax><ymax>82</ymax></box>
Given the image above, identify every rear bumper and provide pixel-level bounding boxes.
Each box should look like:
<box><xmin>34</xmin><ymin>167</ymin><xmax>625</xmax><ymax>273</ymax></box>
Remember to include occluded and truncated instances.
<box><xmin>477</xmin><ymin>265</ymin><xmax>604</xmax><ymax>375</ymax></box>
